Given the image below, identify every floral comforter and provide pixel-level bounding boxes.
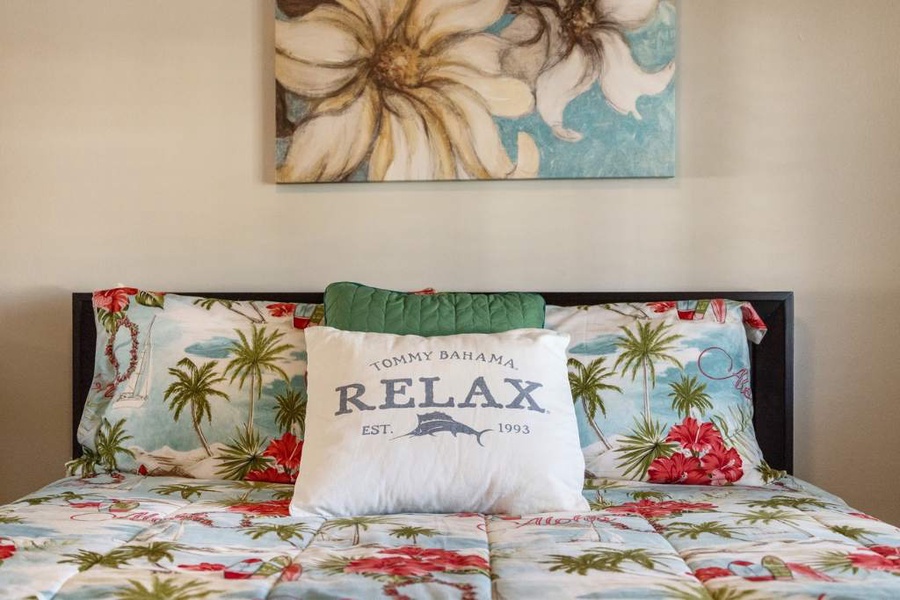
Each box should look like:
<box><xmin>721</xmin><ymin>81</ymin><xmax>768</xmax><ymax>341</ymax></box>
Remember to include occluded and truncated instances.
<box><xmin>0</xmin><ymin>474</ymin><xmax>898</xmax><ymax>599</ymax></box>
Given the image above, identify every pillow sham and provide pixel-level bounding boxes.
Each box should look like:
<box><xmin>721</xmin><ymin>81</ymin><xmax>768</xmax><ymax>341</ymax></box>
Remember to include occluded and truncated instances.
<box><xmin>323</xmin><ymin>281</ymin><xmax>546</xmax><ymax>336</ymax></box>
<box><xmin>544</xmin><ymin>299</ymin><xmax>780</xmax><ymax>487</ymax></box>
<box><xmin>72</xmin><ymin>287</ymin><xmax>320</xmax><ymax>483</ymax></box>
<box><xmin>290</xmin><ymin>326</ymin><xmax>588</xmax><ymax>516</ymax></box>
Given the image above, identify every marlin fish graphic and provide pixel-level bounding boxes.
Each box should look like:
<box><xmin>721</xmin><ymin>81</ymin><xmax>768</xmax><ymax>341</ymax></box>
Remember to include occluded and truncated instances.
<box><xmin>393</xmin><ymin>412</ymin><xmax>492</xmax><ymax>447</ymax></box>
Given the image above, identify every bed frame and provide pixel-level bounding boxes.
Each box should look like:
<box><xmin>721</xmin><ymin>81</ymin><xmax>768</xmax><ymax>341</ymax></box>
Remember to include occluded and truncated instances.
<box><xmin>72</xmin><ymin>291</ymin><xmax>794</xmax><ymax>472</ymax></box>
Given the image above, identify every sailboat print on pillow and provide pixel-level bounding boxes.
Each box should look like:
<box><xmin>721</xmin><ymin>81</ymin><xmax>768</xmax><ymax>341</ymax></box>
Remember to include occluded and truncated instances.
<box><xmin>73</xmin><ymin>288</ymin><xmax>317</xmax><ymax>484</ymax></box>
<box><xmin>113</xmin><ymin>316</ymin><xmax>156</xmax><ymax>410</ymax></box>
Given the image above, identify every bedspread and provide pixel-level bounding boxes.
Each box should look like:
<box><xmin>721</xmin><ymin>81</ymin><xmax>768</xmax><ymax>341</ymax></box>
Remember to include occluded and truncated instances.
<box><xmin>0</xmin><ymin>474</ymin><xmax>898</xmax><ymax>599</ymax></box>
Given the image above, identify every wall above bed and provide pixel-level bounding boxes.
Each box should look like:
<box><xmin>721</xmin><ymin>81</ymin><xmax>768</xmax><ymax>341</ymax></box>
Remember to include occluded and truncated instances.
<box><xmin>0</xmin><ymin>0</ymin><xmax>899</xmax><ymax>526</ymax></box>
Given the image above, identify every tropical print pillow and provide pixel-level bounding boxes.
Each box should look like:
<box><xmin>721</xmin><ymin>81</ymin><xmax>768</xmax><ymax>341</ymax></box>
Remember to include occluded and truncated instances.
<box><xmin>71</xmin><ymin>288</ymin><xmax>322</xmax><ymax>484</ymax></box>
<box><xmin>545</xmin><ymin>299</ymin><xmax>782</xmax><ymax>487</ymax></box>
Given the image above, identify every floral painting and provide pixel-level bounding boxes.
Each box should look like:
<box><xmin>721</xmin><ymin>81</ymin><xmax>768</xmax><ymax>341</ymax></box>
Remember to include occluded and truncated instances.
<box><xmin>275</xmin><ymin>0</ymin><xmax>677</xmax><ymax>182</ymax></box>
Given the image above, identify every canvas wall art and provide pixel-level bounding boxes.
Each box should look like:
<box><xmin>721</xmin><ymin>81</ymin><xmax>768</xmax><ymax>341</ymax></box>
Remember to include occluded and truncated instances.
<box><xmin>275</xmin><ymin>0</ymin><xmax>677</xmax><ymax>183</ymax></box>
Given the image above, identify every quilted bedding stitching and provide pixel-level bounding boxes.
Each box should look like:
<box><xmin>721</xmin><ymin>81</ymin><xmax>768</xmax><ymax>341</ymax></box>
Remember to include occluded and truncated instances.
<box><xmin>0</xmin><ymin>474</ymin><xmax>898</xmax><ymax>599</ymax></box>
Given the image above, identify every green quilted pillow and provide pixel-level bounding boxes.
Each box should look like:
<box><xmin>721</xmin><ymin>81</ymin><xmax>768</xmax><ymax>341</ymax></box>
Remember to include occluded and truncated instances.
<box><xmin>323</xmin><ymin>282</ymin><xmax>545</xmax><ymax>336</ymax></box>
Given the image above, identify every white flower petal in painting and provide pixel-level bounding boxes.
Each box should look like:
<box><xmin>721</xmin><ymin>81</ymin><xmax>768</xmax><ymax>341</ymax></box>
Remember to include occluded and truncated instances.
<box><xmin>600</xmin><ymin>0</ymin><xmax>660</xmax><ymax>29</ymax></box>
<box><xmin>369</xmin><ymin>92</ymin><xmax>455</xmax><ymax>181</ymax></box>
<box><xmin>275</xmin><ymin>52</ymin><xmax>359</xmax><ymax>99</ymax></box>
<box><xmin>430</xmin><ymin>64</ymin><xmax>534</xmax><ymax>118</ymax></box>
<box><xmin>596</xmin><ymin>30</ymin><xmax>676</xmax><ymax>119</ymax></box>
<box><xmin>278</xmin><ymin>85</ymin><xmax>380</xmax><ymax>183</ymax></box>
<box><xmin>511</xmin><ymin>133</ymin><xmax>540</xmax><ymax>179</ymax></box>
<box><xmin>276</xmin><ymin>0</ymin><xmax>538</xmax><ymax>182</ymax></box>
<box><xmin>535</xmin><ymin>45</ymin><xmax>597</xmax><ymax>141</ymax></box>
<box><xmin>441</xmin><ymin>35</ymin><xmax>505</xmax><ymax>76</ymax></box>
<box><xmin>407</xmin><ymin>0</ymin><xmax>508</xmax><ymax>51</ymax></box>
<box><xmin>275</xmin><ymin>7</ymin><xmax>370</xmax><ymax>64</ymax></box>
<box><xmin>501</xmin><ymin>0</ymin><xmax>675</xmax><ymax>141</ymax></box>
<box><xmin>405</xmin><ymin>84</ymin><xmax>514</xmax><ymax>180</ymax></box>
<box><xmin>336</xmin><ymin>0</ymin><xmax>410</xmax><ymax>42</ymax></box>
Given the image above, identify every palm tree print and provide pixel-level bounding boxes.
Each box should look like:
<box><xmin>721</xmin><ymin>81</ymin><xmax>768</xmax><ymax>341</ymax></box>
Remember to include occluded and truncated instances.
<box><xmin>242</xmin><ymin>523</ymin><xmax>315</xmax><ymax>546</ymax></box>
<box><xmin>755</xmin><ymin>461</ymin><xmax>786</xmax><ymax>484</ymax></box>
<box><xmin>96</xmin><ymin>418</ymin><xmax>136</xmax><ymax>472</ymax></box>
<box><xmin>390</xmin><ymin>525</ymin><xmax>439</xmax><ymax>545</ymax></box>
<box><xmin>663</xmin><ymin>521</ymin><xmax>740</xmax><ymax>540</ymax></box>
<box><xmin>225</xmin><ymin>325</ymin><xmax>292</xmax><ymax>432</ymax></box>
<box><xmin>118</xmin><ymin>542</ymin><xmax>180</xmax><ymax>569</ymax></box>
<box><xmin>164</xmin><ymin>358</ymin><xmax>229</xmax><ymax>456</ymax></box>
<box><xmin>667</xmin><ymin>374</ymin><xmax>712</xmax><ymax>419</ymax></box>
<box><xmin>18</xmin><ymin>491</ymin><xmax>85</xmax><ymax>506</ymax></box>
<box><xmin>0</xmin><ymin>512</ymin><xmax>21</xmax><ymax>525</ymax></box>
<box><xmin>630</xmin><ymin>491</ymin><xmax>670</xmax><ymax>502</ymax></box>
<box><xmin>615</xmin><ymin>417</ymin><xmax>676</xmax><ymax>479</ymax></box>
<box><xmin>60</xmin><ymin>549</ymin><xmax>131</xmax><ymax>571</ymax></box>
<box><xmin>567</xmin><ymin>357</ymin><xmax>621</xmax><ymax>450</ymax></box>
<box><xmin>614</xmin><ymin>320</ymin><xmax>683</xmax><ymax>420</ymax></box>
<box><xmin>320</xmin><ymin>516</ymin><xmax>396</xmax><ymax>546</ymax></box>
<box><xmin>66</xmin><ymin>445</ymin><xmax>102</xmax><ymax>477</ymax></box>
<box><xmin>69</xmin><ymin>416</ymin><xmax>134</xmax><ymax>475</ymax></box>
<box><xmin>828</xmin><ymin>524</ymin><xmax>875</xmax><ymax>544</ymax></box>
<box><xmin>152</xmin><ymin>483</ymin><xmax>219</xmax><ymax>501</ymax></box>
<box><xmin>193</xmin><ymin>297</ymin><xmax>266</xmax><ymax>324</ymax></box>
<box><xmin>736</xmin><ymin>509</ymin><xmax>810</xmax><ymax>536</ymax></box>
<box><xmin>545</xmin><ymin>548</ymin><xmax>665</xmax><ymax>574</ymax></box>
<box><xmin>112</xmin><ymin>575</ymin><xmax>216</xmax><ymax>600</ymax></box>
<box><xmin>274</xmin><ymin>383</ymin><xmax>307</xmax><ymax>437</ymax></box>
<box><xmin>217</xmin><ymin>426</ymin><xmax>270</xmax><ymax>480</ymax></box>
<box><xmin>224</xmin><ymin>480</ymin><xmax>294</xmax><ymax>501</ymax></box>
<box><xmin>742</xmin><ymin>495</ymin><xmax>831</xmax><ymax>511</ymax></box>
<box><xmin>60</xmin><ymin>543</ymin><xmax>181</xmax><ymax>572</ymax></box>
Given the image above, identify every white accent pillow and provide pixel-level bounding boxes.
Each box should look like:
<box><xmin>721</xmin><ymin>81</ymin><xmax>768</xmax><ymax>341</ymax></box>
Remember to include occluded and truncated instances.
<box><xmin>290</xmin><ymin>327</ymin><xmax>588</xmax><ymax>516</ymax></box>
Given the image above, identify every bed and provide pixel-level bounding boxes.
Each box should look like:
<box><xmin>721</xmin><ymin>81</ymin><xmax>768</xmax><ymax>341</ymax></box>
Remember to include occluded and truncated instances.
<box><xmin>0</xmin><ymin>290</ymin><xmax>898</xmax><ymax>599</ymax></box>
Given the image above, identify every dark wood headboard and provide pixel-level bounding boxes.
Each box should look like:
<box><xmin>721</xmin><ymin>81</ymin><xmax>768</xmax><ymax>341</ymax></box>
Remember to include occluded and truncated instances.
<box><xmin>72</xmin><ymin>291</ymin><xmax>794</xmax><ymax>472</ymax></box>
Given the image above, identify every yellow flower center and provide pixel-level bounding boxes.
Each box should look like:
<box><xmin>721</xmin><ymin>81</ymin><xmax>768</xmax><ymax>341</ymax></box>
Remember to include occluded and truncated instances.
<box><xmin>569</xmin><ymin>4</ymin><xmax>597</xmax><ymax>38</ymax></box>
<box><xmin>373</xmin><ymin>42</ymin><xmax>424</xmax><ymax>90</ymax></box>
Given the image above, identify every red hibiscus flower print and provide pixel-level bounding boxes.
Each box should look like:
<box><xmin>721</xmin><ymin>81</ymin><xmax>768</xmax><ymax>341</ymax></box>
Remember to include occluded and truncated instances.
<box><xmin>92</xmin><ymin>287</ymin><xmax>139</xmax><ymax>313</ymax></box>
<box><xmin>263</xmin><ymin>432</ymin><xmax>303</xmax><ymax>471</ymax></box>
<box><xmin>385</xmin><ymin>547</ymin><xmax>490</xmax><ymax>572</ymax></box>
<box><xmin>245</xmin><ymin>467</ymin><xmax>294</xmax><ymax>484</ymax></box>
<box><xmin>607</xmin><ymin>499</ymin><xmax>717</xmax><ymax>519</ymax></box>
<box><xmin>701</xmin><ymin>444</ymin><xmax>744</xmax><ymax>485</ymax></box>
<box><xmin>227</xmin><ymin>499</ymin><xmax>291</xmax><ymax>517</ymax></box>
<box><xmin>647</xmin><ymin>301</ymin><xmax>676</xmax><ymax>313</ymax></box>
<box><xmin>0</xmin><ymin>540</ymin><xmax>15</xmax><ymax>561</ymax></box>
<box><xmin>267</xmin><ymin>302</ymin><xmax>296</xmax><ymax>317</ymax></box>
<box><xmin>666</xmin><ymin>418</ymin><xmax>724</xmax><ymax>454</ymax></box>
<box><xmin>179</xmin><ymin>562</ymin><xmax>227</xmax><ymax>572</ymax></box>
<box><xmin>694</xmin><ymin>566</ymin><xmax>731</xmax><ymax>582</ymax></box>
<box><xmin>648</xmin><ymin>453</ymin><xmax>709</xmax><ymax>485</ymax></box>
<box><xmin>849</xmin><ymin>511</ymin><xmax>880</xmax><ymax>521</ymax></box>
<box><xmin>740</xmin><ymin>304</ymin><xmax>767</xmax><ymax>331</ymax></box>
<box><xmin>848</xmin><ymin>548</ymin><xmax>900</xmax><ymax>572</ymax></box>
<box><xmin>346</xmin><ymin>547</ymin><xmax>490</xmax><ymax>578</ymax></box>
<box><xmin>849</xmin><ymin>546</ymin><xmax>900</xmax><ymax>572</ymax></box>
<box><xmin>68</xmin><ymin>501</ymin><xmax>104</xmax><ymax>509</ymax></box>
<box><xmin>426</xmin><ymin>552</ymin><xmax>490</xmax><ymax>571</ymax></box>
<box><xmin>345</xmin><ymin>556</ymin><xmax>443</xmax><ymax>578</ymax></box>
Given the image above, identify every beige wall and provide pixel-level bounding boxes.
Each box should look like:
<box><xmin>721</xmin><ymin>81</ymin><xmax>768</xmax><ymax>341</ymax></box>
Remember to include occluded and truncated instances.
<box><xmin>1</xmin><ymin>1</ymin><xmax>898</xmax><ymax>524</ymax></box>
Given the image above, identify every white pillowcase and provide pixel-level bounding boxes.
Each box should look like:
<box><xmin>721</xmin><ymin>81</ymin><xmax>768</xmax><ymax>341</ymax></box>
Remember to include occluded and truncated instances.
<box><xmin>290</xmin><ymin>326</ymin><xmax>588</xmax><ymax>516</ymax></box>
